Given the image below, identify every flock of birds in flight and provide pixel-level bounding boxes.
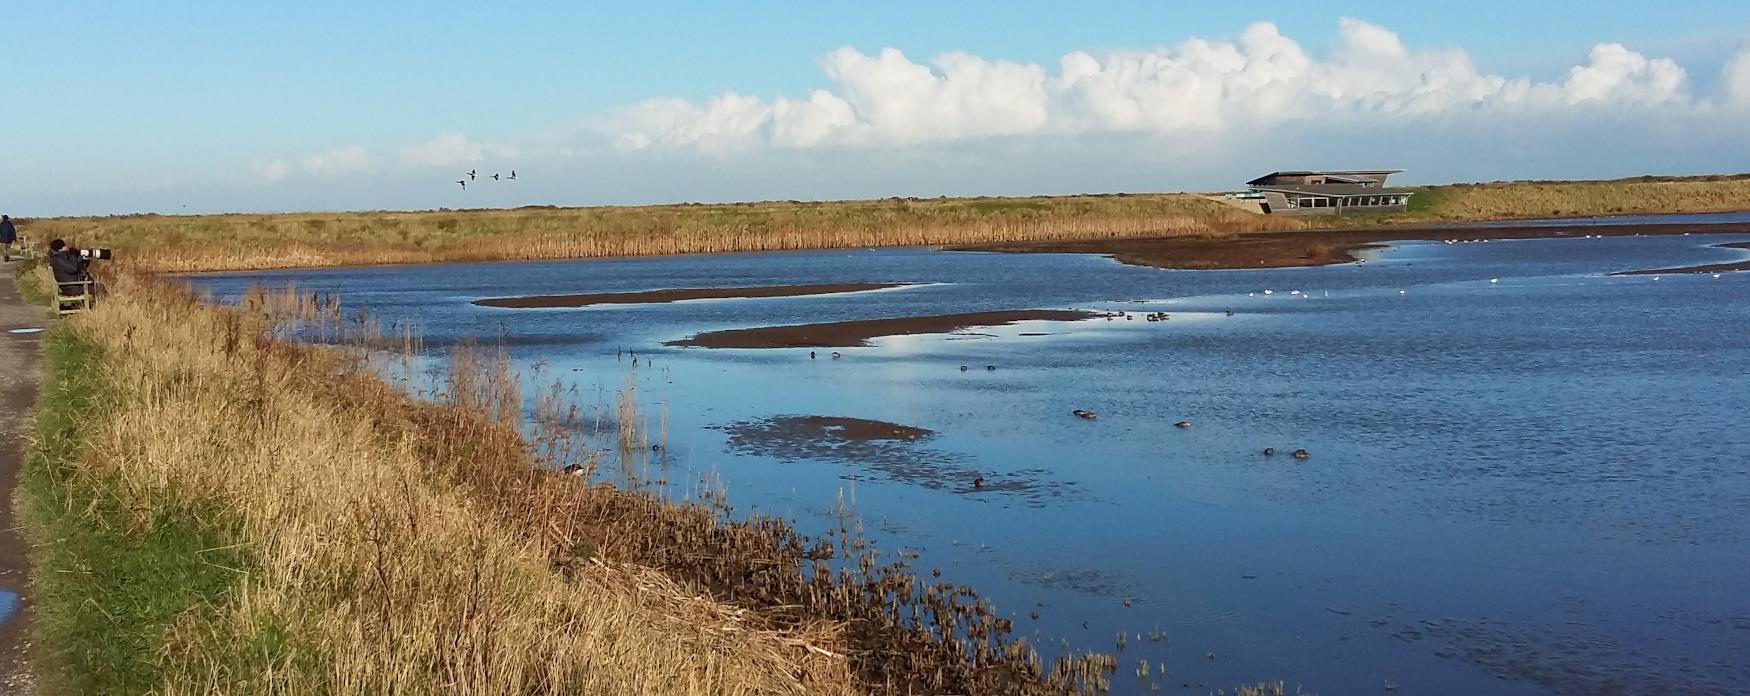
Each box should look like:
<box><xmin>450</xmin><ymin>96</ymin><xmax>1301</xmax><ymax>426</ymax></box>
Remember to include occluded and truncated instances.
<box><xmin>455</xmin><ymin>168</ymin><xmax>516</xmax><ymax>190</ymax></box>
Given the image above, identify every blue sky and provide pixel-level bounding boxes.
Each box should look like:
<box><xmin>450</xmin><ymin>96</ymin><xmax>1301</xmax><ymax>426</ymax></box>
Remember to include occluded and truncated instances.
<box><xmin>5</xmin><ymin>2</ymin><xmax>1750</xmax><ymax>216</ymax></box>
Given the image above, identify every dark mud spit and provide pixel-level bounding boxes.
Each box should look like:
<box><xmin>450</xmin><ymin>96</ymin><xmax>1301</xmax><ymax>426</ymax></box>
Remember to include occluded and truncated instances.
<box><xmin>475</xmin><ymin>283</ymin><xmax>907</xmax><ymax>308</ymax></box>
<box><xmin>669</xmin><ymin>310</ymin><xmax>1099</xmax><ymax>348</ymax></box>
<box><xmin>951</xmin><ymin>222</ymin><xmax>1750</xmax><ymax>270</ymax></box>
<box><xmin>717</xmin><ymin>415</ymin><xmax>1072</xmax><ymax>505</ymax></box>
<box><xmin>1611</xmin><ymin>241</ymin><xmax>1750</xmax><ymax>275</ymax></box>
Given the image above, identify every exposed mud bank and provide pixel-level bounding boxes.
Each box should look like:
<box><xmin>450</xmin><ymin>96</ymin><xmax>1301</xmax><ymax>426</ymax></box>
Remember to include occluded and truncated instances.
<box><xmin>475</xmin><ymin>283</ymin><xmax>907</xmax><ymax>308</ymax></box>
<box><xmin>667</xmin><ymin>310</ymin><xmax>1099</xmax><ymax>348</ymax></box>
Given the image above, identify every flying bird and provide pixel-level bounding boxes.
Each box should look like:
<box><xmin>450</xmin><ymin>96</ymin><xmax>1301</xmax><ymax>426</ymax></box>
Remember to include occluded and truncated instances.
<box><xmin>491</xmin><ymin>173</ymin><xmax>501</xmax><ymax>181</ymax></box>
<box><xmin>455</xmin><ymin>180</ymin><xmax>467</xmax><ymax>190</ymax></box>
<box><xmin>467</xmin><ymin>169</ymin><xmax>477</xmax><ymax>180</ymax></box>
<box><xmin>507</xmin><ymin>170</ymin><xmax>518</xmax><ymax>180</ymax></box>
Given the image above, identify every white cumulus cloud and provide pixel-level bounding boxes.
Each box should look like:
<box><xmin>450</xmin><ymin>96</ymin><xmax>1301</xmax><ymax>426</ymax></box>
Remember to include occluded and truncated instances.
<box><xmin>606</xmin><ymin>18</ymin><xmax>1723</xmax><ymax>153</ymax></box>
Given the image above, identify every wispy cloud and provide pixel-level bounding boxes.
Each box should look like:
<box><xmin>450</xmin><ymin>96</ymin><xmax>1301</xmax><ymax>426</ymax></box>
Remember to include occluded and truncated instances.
<box><xmin>250</xmin><ymin>159</ymin><xmax>292</xmax><ymax>185</ymax></box>
<box><xmin>300</xmin><ymin>145</ymin><xmax>376</xmax><ymax>177</ymax></box>
<box><xmin>398</xmin><ymin>133</ymin><xmax>487</xmax><ymax>168</ymax></box>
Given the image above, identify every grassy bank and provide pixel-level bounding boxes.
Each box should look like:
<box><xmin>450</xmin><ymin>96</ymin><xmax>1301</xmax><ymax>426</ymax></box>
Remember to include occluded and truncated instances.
<box><xmin>16</xmin><ymin>272</ymin><xmax>1128</xmax><ymax>694</ymax></box>
<box><xmin>17</xmin><ymin>275</ymin><xmax>863</xmax><ymax>694</ymax></box>
<box><xmin>17</xmin><ymin>325</ymin><xmax>253</xmax><ymax>693</ymax></box>
<box><xmin>18</xmin><ymin>174</ymin><xmax>1748</xmax><ymax>274</ymax></box>
<box><xmin>1378</xmin><ymin>174</ymin><xmax>1750</xmax><ymax>224</ymax></box>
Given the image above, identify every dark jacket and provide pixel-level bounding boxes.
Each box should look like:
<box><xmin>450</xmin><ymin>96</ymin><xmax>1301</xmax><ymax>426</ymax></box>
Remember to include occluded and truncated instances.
<box><xmin>0</xmin><ymin>219</ymin><xmax>15</xmax><ymax>244</ymax></box>
<box><xmin>49</xmin><ymin>249</ymin><xmax>90</xmax><ymax>286</ymax></box>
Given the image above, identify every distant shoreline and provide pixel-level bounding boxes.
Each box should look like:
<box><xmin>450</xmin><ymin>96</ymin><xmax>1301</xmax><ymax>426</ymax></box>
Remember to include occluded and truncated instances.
<box><xmin>23</xmin><ymin>174</ymin><xmax>1750</xmax><ymax>274</ymax></box>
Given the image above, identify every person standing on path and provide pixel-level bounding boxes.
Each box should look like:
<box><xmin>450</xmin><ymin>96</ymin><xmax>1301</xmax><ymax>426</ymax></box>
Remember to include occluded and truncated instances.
<box><xmin>0</xmin><ymin>216</ymin><xmax>16</xmax><ymax>262</ymax></box>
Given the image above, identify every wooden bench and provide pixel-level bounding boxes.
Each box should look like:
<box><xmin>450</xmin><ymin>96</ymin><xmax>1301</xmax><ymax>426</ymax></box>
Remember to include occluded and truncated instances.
<box><xmin>56</xmin><ymin>280</ymin><xmax>95</xmax><ymax>315</ymax></box>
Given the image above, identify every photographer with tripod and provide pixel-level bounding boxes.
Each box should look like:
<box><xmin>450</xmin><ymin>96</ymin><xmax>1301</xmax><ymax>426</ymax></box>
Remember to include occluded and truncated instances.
<box><xmin>48</xmin><ymin>239</ymin><xmax>108</xmax><ymax>313</ymax></box>
<box><xmin>48</xmin><ymin>239</ymin><xmax>92</xmax><ymax>285</ymax></box>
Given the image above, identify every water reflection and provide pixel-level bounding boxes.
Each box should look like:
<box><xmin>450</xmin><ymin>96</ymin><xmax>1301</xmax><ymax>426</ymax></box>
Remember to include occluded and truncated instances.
<box><xmin>191</xmin><ymin>230</ymin><xmax>1750</xmax><ymax>695</ymax></box>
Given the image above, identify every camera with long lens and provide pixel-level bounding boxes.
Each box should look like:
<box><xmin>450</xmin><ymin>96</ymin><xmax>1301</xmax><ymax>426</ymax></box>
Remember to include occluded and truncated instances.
<box><xmin>78</xmin><ymin>247</ymin><xmax>113</xmax><ymax>260</ymax></box>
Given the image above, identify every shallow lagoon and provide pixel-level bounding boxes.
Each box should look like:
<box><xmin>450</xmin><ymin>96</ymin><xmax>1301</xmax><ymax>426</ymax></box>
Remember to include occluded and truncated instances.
<box><xmin>193</xmin><ymin>230</ymin><xmax>1750</xmax><ymax>695</ymax></box>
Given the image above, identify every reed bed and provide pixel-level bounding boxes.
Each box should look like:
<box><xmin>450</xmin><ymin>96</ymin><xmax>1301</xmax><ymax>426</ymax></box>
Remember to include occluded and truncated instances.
<box><xmin>37</xmin><ymin>273</ymin><xmax>1119</xmax><ymax>694</ymax></box>
<box><xmin>1381</xmin><ymin>174</ymin><xmax>1750</xmax><ymax>223</ymax></box>
<box><xmin>27</xmin><ymin>194</ymin><xmax>1307</xmax><ymax>273</ymax></box>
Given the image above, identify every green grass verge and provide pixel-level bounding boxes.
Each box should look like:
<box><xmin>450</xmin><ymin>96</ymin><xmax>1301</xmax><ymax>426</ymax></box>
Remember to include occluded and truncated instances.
<box><xmin>12</xmin><ymin>257</ymin><xmax>49</xmax><ymax>307</ymax></box>
<box><xmin>15</xmin><ymin>325</ymin><xmax>256</xmax><ymax>694</ymax></box>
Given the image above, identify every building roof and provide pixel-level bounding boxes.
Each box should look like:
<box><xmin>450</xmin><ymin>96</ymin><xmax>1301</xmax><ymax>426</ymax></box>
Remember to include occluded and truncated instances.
<box><xmin>1246</xmin><ymin>169</ymin><xmax>1403</xmax><ymax>186</ymax></box>
<box><xmin>1249</xmin><ymin>184</ymin><xmax>1415</xmax><ymax>196</ymax></box>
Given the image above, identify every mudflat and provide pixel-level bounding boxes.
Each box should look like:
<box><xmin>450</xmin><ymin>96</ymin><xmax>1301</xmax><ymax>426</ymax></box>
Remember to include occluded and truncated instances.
<box><xmin>475</xmin><ymin>283</ymin><xmax>906</xmax><ymax>308</ymax></box>
<box><xmin>950</xmin><ymin>221</ymin><xmax>1750</xmax><ymax>270</ymax></box>
<box><xmin>1611</xmin><ymin>241</ymin><xmax>1750</xmax><ymax>275</ymax></box>
<box><xmin>666</xmin><ymin>309</ymin><xmax>1098</xmax><ymax>348</ymax></box>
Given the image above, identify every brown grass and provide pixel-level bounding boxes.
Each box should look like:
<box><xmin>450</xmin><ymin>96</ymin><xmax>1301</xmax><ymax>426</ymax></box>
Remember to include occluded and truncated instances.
<box><xmin>1373</xmin><ymin>174</ymin><xmax>1750</xmax><ymax>224</ymax></box>
<box><xmin>64</xmin><ymin>274</ymin><xmax>855</xmax><ymax>694</ymax></box>
<box><xmin>25</xmin><ymin>194</ymin><xmax>1308</xmax><ymax>273</ymax></box>
<box><xmin>57</xmin><ymin>274</ymin><xmax>1119</xmax><ymax>693</ymax></box>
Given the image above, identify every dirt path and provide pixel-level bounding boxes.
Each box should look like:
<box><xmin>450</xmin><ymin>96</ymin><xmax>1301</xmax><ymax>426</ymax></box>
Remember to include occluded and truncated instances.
<box><xmin>0</xmin><ymin>263</ymin><xmax>43</xmax><ymax>694</ymax></box>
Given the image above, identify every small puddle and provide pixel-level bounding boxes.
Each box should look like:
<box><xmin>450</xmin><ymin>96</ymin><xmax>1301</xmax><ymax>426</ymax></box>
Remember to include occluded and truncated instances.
<box><xmin>0</xmin><ymin>588</ymin><xmax>17</xmax><ymax>624</ymax></box>
<box><xmin>6</xmin><ymin>327</ymin><xmax>44</xmax><ymax>334</ymax></box>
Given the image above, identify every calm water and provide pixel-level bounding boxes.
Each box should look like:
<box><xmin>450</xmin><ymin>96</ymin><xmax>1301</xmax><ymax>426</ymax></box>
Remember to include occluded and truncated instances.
<box><xmin>192</xmin><ymin>230</ymin><xmax>1750</xmax><ymax>695</ymax></box>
